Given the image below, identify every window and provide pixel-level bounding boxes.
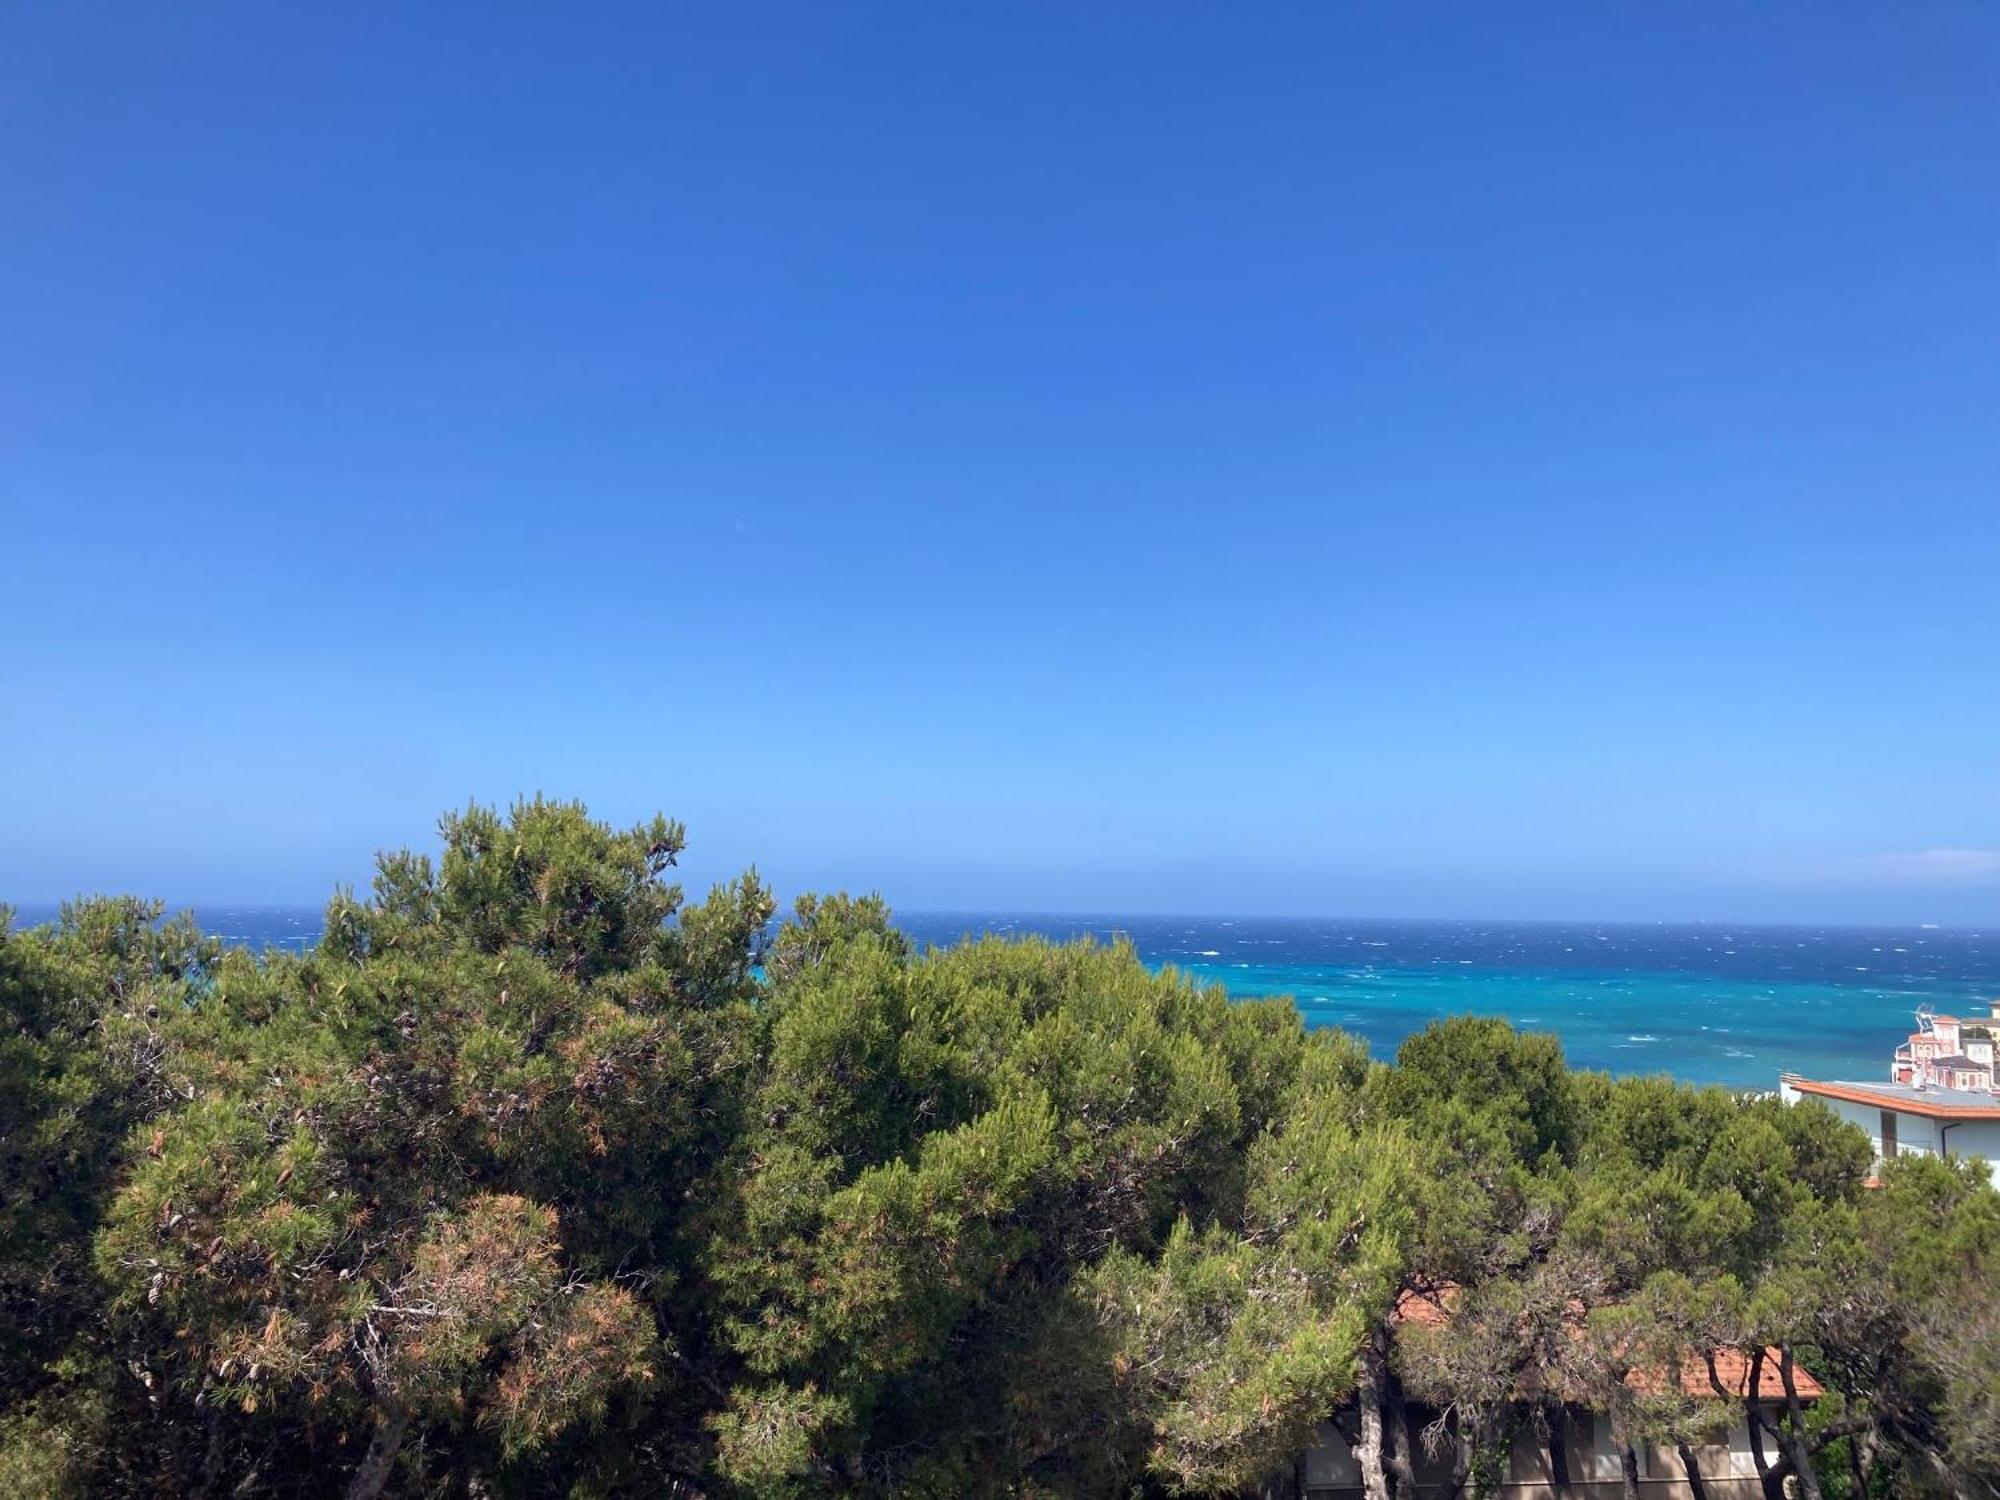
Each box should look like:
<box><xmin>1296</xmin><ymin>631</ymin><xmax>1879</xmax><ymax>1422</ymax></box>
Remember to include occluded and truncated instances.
<box><xmin>1880</xmin><ymin>1110</ymin><xmax>1899</xmax><ymax>1158</ymax></box>
<box><xmin>1569</xmin><ymin>1410</ymin><xmax>1596</xmax><ymax>1452</ymax></box>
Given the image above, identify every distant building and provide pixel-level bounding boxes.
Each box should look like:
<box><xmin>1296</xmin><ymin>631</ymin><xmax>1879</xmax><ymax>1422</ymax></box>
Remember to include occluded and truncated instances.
<box><xmin>1781</xmin><ymin>997</ymin><xmax>2000</xmax><ymax>1188</ymax></box>
<box><xmin>1890</xmin><ymin>1004</ymin><xmax>1997</xmax><ymax>1092</ymax></box>
<box><xmin>1780</xmin><ymin>1076</ymin><xmax>2000</xmax><ymax>1189</ymax></box>
<box><xmin>1289</xmin><ymin>1395</ymin><xmax>1817</xmax><ymax>1498</ymax></box>
<box><xmin>1279</xmin><ymin>1292</ymin><xmax>1824</xmax><ymax>1498</ymax></box>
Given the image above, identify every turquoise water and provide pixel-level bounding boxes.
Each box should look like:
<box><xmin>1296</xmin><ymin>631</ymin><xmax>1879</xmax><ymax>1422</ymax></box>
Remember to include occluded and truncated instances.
<box><xmin>898</xmin><ymin>914</ymin><xmax>2000</xmax><ymax>1090</ymax></box>
<box><xmin>13</xmin><ymin>905</ymin><xmax>1997</xmax><ymax>1091</ymax></box>
<box><xmin>1172</xmin><ymin>961</ymin><xmax>1924</xmax><ymax>1087</ymax></box>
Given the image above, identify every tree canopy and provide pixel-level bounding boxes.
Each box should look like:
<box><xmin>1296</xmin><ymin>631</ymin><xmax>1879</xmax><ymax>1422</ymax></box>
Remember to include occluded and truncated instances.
<box><xmin>2</xmin><ymin>799</ymin><xmax>1994</xmax><ymax>1497</ymax></box>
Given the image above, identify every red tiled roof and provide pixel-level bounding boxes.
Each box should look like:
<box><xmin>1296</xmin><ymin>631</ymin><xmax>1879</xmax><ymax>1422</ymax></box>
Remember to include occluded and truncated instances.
<box><xmin>1693</xmin><ymin>1349</ymin><xmax>1824</xmax><ymax>1401</ymax></box>
<box><xmin>1392</xmin><ymin>1287</ymin><xmax>1822</xmax><ymax>1400</ymax></box>
<box><xmin>1393</xmin><ymin>1288</ymin><xmax>1452</xmax><ymax>1327</ymax></box>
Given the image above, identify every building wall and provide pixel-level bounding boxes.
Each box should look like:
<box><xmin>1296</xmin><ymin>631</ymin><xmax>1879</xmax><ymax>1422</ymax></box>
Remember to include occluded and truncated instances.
<box><xmin>1778</xmin><ymin>1087</ymin><xmax>2000</xmax><ymax>1189</ymax></box>
<box><xmin>1940</xmin><ymin>1119</ymin><xmax>2000</xmax><ymax>1186</ymax></box>
<box><xmin>1293</xmin><ymin>1410</ymin><xmax>1779</xmax><ymax>1497</ymax></box>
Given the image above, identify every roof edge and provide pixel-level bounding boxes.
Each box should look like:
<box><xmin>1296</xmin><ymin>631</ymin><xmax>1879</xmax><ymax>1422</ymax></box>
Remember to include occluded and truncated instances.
<box><xmin>1785</xmin><ymin>1076</ymin><xmax>2000</xmax><ymax>1120</ymax></box>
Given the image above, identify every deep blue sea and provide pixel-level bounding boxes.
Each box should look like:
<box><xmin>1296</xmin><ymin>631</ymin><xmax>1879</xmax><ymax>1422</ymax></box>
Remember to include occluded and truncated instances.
<box><xmin>13</xmin><ymin>904</ymin><xmax>1999</xmax><ymax>1091</ymax></box>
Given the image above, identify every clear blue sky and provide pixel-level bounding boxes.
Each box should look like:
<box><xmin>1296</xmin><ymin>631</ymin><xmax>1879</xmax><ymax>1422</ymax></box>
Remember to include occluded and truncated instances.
<box><xmin>4</xmin><ymin>4</ymin><xmax>1997</xmax><ymax>923</ymax></box>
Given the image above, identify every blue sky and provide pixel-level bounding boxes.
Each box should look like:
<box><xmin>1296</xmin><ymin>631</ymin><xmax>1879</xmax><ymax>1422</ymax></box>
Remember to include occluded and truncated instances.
<box><xmin>4</xmin><ymin>4</ymin><xmax>1998</xmax><ymax>923</ymax></box>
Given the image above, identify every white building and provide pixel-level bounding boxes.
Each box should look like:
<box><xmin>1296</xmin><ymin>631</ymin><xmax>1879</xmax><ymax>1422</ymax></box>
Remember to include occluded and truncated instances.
<box><xmin>1287</xmin><ymin>1375</ymin><xmax>1817</xmax><ymax>1498</ymax></box>
<box><xmin>1890</xmin><ymin>1004</ymin><xmax>1996</xmax><ymax>1092</ymax></box>
<box><xmin>1280</xmin><ymin>1302</ymin><xmax>1820</xmax><ymax>1499</ymax></box>
<box><xmin>1292</xmin><ymin>1416</ymin><xmax>1809</xmax><ymax>1497</ymax></box>
<box><xmin>1780</xmin><ymin>1075</ymin><xmax>2000</xmax><ymax>1189</ymax></box>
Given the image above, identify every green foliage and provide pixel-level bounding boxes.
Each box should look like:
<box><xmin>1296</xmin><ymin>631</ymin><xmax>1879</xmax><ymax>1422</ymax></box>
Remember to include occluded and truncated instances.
<box><xmin>1091</xmin><ymin>1101</ymin><xmax>1418</xmax><ymax>1494</ymax></box>
<box><xmin>703</xmin><ymin>931</ymin><xmax>1336</xmax><ymax>1492</ymax></box>
<box><xmin>0</xmin><ymin>898</ymin><xmax>217</xmax><ymax>1399</ymax></box>
<box><xmin>1374</xmin><ymin>1014</ymin><xmax>1579</xmax><ymax>1170</ymax></box>
<box><xmin>2</xmin><ymin>800</ymin><xmax>1994</xmax><ymax>1497</ymax></box>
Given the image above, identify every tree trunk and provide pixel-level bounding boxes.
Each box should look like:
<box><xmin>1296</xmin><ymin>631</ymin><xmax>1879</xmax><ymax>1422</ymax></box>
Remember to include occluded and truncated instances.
<box><xmin>1675</xmin><ymin>1439</ymin><xmax>1713</xmax><ymax>1500</ymax></box>
<box><xmin>1545</xmin><ymin>1402</ymin><xmax>1578</xmax><ymax>1499</ymax></box>
<box><xmin>1619</xmin><ymin>1443</ymin><xmax>1642</xmax><ymax>1500</ymax></box>
<box><xmin>1781</xmin><ymin>1431</ymin><xmax>1824</xmax><ymax>1500</ymax></box>
<box><xmin>1355</xmin><ymin>1331</ymin><xmax>1396</xmax><ymax>1500</ymax></box>
<box><xmin>344</xmin><ymin>1401</ymin><xmax>409</xmax><ymax>1500</ymax></box>
<box><xmin>1441</xmin><ymin>1414</ymin><xmax>1474</xmax><ymax>1500</ymax></box>
<box><xmin>1729</xmin><ymin>1350</ymin><xmax>1788</xmax><ymax>1500</ymax></box>
<box><xmin>1777</xmin><ymin>1349</ymin><xmax>1825</xmax><ymax>1500</ymax></box>
<box><xmin>1913</xmin><ymin>1445</ymin><xmax>1977</xmax><ymax>1500</ymax></box>
<box><xmin>1382</xmin><ymin>1353</ymin><xmax>1418</xmax><ymax>1497</ymax></box>
<box><xmin>201</xmin><ymin>1406</ymin><xmax>229</xmax><ymax>1494</ymax></box>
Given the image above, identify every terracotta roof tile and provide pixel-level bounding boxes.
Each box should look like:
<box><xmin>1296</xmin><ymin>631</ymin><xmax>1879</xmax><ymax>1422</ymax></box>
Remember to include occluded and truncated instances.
<box><xmin>1391</xmin><ymin>1285</ymin><xmax>1822</xmax><ymax>1401</ymax></box>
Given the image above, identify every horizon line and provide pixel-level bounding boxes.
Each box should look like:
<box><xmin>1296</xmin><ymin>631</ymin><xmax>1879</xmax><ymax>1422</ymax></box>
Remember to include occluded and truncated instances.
<box><xmin>2</xmin><ymin>897</ymin><xmax>1990</xmax><ymax>937</ymax></box>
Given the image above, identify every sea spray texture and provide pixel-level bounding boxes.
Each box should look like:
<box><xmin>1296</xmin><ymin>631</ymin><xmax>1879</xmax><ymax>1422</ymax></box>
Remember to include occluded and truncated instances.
<box><xmin>16</xmin><ymin>906</ymin><xmax>1994</xmax><ymax>1090</ymax></box>
<box><xmin>908</xmin><ymin>914</ymin><xmax>2000</xmax><ymax>1089</ymax></box>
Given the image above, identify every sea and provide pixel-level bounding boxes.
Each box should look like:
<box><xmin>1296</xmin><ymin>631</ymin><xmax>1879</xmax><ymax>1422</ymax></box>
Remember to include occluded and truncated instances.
<box><xmin>12</xmin><ymin>903</ymin><xmax>1999</xmax><ymax>1092</ymax></box>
